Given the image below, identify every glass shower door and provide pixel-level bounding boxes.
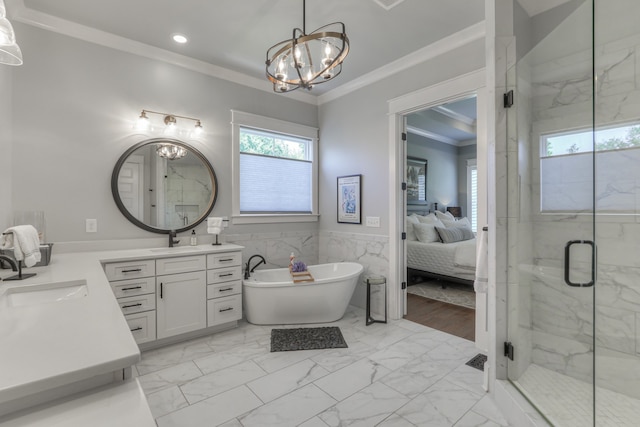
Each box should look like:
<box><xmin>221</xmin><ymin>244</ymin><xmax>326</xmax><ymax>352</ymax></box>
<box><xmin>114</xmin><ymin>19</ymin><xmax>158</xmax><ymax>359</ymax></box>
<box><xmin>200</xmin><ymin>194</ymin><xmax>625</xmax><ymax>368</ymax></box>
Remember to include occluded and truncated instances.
<box><xmin>506</xmin><ymin>1</ymin><xmax>597</xmax><ymax>425</ymax></box>
<box><xmin>593</xmin><ymin>0</ymin><xmax>640</xmax><ymax>424</ymax></box>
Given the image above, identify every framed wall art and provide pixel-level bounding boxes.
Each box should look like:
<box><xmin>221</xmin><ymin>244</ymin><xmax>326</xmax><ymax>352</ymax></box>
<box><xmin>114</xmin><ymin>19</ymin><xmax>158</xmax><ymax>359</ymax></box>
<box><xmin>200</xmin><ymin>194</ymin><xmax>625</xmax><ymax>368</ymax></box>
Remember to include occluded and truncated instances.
<box><xmin>407</xmin><ymin>157</ymin><xmax>427</xmax><ymax>204</ymax></box>
<box><xmin>337</xmin><ymin>174</ymin><xmax>361</xmax><ymax>224</ymax></box>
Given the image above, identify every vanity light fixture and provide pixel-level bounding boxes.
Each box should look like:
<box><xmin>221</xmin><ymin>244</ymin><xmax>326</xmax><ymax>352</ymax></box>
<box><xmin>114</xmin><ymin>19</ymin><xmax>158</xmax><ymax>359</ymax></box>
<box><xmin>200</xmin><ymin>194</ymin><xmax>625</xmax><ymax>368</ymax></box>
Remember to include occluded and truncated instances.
<box><xmin>265</xmin><ymin>0</ymin><xmax>349</xmax><ymax>93</ymax></box>
<box><xmin>0</xmin><ymin>0</ymin><xmax>23</xmax><ymax>66</ymax></box>
<box><xmin>135</xmin><ymin>109</ymin><xmax>204</xmax><ymax>135</ymax></box>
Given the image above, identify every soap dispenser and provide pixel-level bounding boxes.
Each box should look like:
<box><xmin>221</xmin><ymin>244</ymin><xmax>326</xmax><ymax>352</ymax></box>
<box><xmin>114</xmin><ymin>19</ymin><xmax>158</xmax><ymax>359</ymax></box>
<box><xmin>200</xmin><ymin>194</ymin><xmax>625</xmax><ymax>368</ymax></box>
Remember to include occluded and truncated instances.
<box><xmin>190</xmin><ymin>230</ymin><xmax>197</xmax><ymax>246</ymax></box>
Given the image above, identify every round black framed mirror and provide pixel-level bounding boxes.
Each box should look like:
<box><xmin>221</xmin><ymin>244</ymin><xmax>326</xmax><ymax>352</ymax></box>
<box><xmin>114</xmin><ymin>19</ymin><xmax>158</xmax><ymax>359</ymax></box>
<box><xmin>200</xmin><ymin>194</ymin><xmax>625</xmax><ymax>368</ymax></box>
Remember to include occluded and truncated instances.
<box><xmin>111</xmin><ymin>138</ymin><xmax>218</xmax><ymax>234</ymax></box>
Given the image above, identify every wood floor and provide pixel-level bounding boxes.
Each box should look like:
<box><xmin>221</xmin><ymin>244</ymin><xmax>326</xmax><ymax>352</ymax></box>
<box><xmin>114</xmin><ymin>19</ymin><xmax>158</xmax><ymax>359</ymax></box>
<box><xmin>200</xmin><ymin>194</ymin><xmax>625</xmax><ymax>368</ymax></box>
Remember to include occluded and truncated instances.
<box><xmin>404</xmin><ymin>293</ymin><xmax>475</xmax><ymax>341</ymax></box>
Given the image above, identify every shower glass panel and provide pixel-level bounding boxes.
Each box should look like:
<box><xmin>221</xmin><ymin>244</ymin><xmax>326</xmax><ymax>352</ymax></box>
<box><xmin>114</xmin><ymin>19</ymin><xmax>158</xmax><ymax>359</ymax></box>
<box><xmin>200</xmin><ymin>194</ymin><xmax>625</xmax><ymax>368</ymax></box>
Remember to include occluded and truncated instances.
<box><xmin>507</xmin><ymin>0</ymin><xmax>640</xmax><ymax>425</ymax></box>
<box><xmin>507</xmin><ymin>1</ymin><xmax>596</xmax><ymax>425</ymax></box>
<box><xmin>593</xmin><ymin>0</ymin><xmax>640</xmax><ymax>424</ymax></box>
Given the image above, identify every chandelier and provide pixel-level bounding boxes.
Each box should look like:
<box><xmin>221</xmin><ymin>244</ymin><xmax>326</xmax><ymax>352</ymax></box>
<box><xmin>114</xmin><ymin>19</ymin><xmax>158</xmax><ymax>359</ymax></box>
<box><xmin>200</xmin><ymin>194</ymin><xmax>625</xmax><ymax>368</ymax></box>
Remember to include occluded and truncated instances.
<box><xmin>156</xmin><ymin>143</ymin><xmax>187</xmax><ymax>160</ymax></box>
<box><xmin>265</xmin><ymin>0</ymin><xmax>349</xmax><ymax>93</ymax></box>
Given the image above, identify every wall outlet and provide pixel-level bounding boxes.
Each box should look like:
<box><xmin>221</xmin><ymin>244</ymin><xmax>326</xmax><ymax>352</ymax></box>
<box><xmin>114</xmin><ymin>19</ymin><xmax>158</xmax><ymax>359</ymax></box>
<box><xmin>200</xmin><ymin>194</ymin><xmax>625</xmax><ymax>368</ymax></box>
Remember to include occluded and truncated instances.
<box><xmin>365</xmin><ymin>216</ymin><xmax>380</xmax><ymax>227</ymax></box>
<box><xmin>86</xmin><ymin>218</ymin><xmax>97</xmax><ymax>233</ymax></box>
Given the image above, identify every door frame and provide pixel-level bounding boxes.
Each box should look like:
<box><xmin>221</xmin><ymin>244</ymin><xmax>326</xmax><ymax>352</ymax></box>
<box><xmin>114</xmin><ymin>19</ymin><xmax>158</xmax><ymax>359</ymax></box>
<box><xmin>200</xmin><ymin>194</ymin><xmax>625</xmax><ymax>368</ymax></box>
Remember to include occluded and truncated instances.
<box><xmin>387</xmin><ymin>68</ymin><xmax>488</xmax><ymax>350</ymax></box>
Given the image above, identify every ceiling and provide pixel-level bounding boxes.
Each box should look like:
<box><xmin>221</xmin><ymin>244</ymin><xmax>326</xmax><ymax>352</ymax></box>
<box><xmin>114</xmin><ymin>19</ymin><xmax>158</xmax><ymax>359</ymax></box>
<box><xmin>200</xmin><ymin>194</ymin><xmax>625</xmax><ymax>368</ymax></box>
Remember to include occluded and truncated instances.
<box><xmin>10</xmin><ymin>0</ymin><xmax>488</xmax><ymax>97</ymax></box>
<box><xmin>6</xmin><ymin>0</ymin><xmax>567</xmax><ymax>100</ymax></box>
<box><xmin>407</xmin><ymin>96</ymin><xmax>477</xmax><ymax>146</ymax></box>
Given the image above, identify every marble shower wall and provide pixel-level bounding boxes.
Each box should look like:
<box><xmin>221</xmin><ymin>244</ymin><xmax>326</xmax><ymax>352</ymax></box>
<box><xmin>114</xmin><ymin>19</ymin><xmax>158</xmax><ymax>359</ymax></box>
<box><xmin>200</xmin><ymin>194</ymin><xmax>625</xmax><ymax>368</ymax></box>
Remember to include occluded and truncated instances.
<box><xmin>515</xmin><ymin>1</ymin><xmax>640</xmax><ymax>398</ymax></box>
<box><xmin>318</xmin><ymin>231</ymin><xmax>389</xmax><ymax>310</ymax></box>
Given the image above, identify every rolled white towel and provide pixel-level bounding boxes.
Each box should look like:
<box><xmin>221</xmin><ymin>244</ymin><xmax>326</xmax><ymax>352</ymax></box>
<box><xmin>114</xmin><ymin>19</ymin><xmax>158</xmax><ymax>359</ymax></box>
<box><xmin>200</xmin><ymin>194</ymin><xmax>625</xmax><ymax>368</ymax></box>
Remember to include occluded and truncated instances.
<box><xmin>207</xmin><ymin>217</ymin><xmax>223</xmax><ymax>235</ymax></box>
<box><xmin>1</xmin><ymin>225</ymin><xmax>42</xmax><ymax>267</ymax></box>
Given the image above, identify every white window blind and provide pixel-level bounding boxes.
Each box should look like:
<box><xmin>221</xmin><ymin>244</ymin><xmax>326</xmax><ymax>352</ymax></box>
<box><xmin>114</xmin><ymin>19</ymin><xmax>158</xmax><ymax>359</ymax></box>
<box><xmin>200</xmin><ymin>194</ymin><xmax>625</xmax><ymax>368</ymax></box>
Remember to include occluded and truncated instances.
<box><xmin>239</xmin><ymin>152</ymin><xmax>312</xmax><ymax>213</ymax></box>
<box><xmin>467</xmin><ymin>160</ymin><xmax>478</xmax><ymax>231</ymax></box>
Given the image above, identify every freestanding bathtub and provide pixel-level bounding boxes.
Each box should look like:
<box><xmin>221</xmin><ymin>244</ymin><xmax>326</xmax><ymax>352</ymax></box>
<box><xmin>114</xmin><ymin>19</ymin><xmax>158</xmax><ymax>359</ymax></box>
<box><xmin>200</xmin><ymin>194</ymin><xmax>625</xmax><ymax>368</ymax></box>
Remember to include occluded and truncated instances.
<box><xmin>243</xmin><ymin>262</ymin><xmax>363</xmax><ymax>325</ymax></box>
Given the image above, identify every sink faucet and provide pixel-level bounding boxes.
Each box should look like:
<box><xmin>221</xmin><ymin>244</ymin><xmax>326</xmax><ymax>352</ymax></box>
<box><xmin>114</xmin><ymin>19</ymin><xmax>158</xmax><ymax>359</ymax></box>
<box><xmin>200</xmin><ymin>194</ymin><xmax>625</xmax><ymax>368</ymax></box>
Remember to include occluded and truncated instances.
<box><xmin>244</xmin><ymin>254</ymin><xmax>266</xmax><ymax>279</ymax></box>
<box><xmin>168</xmin><ymin>230</ymin><xmax>180</xmax><ymax>247</ymax></box>
<box><xmin>0</xmin><ymin>255</ymin><xmax>18</xmax><ymax>272</ymax></box>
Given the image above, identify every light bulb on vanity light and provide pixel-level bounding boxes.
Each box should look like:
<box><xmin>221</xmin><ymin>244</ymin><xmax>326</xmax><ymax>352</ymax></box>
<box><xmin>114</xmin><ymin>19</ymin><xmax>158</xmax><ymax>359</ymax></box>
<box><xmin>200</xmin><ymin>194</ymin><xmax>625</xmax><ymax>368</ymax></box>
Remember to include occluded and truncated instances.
<box><xmin>135</xmin><ymin>110</ymin><xmax>150</xmax><ymax>130</ymax></box>
<box><xmin>163</xmin><ymin>115</ymin><xmax>177</xmax><ymax>135</ymax></box>
<box><xmin>192</xmin><ymin>120</ymin><xmax>203</xmax><ymax>137</ymax></box>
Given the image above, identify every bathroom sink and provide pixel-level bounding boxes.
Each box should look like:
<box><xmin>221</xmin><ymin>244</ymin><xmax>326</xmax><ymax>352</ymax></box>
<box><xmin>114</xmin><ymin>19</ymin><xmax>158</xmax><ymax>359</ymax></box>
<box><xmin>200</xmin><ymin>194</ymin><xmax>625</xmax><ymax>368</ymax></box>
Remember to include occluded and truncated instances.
<box><xmin>2</xmin><ymin>280</ymin><xmax>88</xmax><ymax>307</ymax></box>
<box><xmin>149</xmin><ymin>246</ymin><xmax>203</xmax><ymax>254</ymax></box>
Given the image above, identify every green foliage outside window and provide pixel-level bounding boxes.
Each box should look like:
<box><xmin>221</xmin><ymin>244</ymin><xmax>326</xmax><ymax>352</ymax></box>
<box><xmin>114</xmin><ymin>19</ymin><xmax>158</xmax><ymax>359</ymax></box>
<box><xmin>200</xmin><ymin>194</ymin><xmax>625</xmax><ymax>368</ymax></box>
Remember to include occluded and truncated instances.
<box><xmin>240</xmin><ymin>131</ymin><xmax>306</xmax><ymax>160</ymax></box>
<box><xmin>545</xmin><ymin>125</ymin><xmax>640</xmax><ymax>156</ymax></box>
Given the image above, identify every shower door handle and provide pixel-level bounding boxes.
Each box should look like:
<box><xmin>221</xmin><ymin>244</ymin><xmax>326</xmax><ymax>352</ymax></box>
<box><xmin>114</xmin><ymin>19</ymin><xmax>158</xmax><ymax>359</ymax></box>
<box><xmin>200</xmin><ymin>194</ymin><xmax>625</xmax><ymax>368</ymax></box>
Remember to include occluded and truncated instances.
<box><xmin>564</xmin><ymin>240</ymin><xmax>595</xmax><ymax>287</ymax></box>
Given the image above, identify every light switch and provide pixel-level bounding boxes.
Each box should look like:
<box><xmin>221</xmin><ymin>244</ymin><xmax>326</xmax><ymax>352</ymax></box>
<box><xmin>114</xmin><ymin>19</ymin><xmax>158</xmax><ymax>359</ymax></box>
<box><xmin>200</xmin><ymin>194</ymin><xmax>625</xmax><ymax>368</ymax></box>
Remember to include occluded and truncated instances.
<box><xmin>366</xmin><ymin>217</ymin><xmax>380</xmax><ymax>227</ymax></box>
<box><xmin>86</xmin><ymin>219</ymin><xmax>97</xmax><ymax>233</ymax></box>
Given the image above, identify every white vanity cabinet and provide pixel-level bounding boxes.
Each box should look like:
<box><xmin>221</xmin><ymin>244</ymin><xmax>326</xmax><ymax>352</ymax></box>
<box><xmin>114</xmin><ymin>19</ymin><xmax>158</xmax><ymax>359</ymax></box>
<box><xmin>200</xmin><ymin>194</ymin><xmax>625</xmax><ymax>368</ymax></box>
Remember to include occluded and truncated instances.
<box><xmin>206</xmin><ymin>252</ymin><xmax>243</xmax><ymax>327</ymax></box>
<box><xmin>156</xmin><ymin>255</ymin><xmax>207</xmax><ymax>339</ymax></box>
<box><xmin>105</xmin><ymin>260</ymin><xmax>157</xmax><ymax>344</ymax></box>
<box><xmin>104</xmin><ymin>246</ymin><xmax>243</xmax><ymax>348</ymax></box>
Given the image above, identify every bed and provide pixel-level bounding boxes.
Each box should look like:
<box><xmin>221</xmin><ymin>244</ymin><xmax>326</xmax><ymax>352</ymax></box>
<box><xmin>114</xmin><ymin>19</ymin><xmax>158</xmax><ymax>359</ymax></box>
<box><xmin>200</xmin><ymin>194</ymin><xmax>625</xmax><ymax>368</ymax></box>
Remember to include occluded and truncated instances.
<box><xmin>407</xmin><ymin>238</ymin><xmax>476</xmax><ymax>285</ymax></box>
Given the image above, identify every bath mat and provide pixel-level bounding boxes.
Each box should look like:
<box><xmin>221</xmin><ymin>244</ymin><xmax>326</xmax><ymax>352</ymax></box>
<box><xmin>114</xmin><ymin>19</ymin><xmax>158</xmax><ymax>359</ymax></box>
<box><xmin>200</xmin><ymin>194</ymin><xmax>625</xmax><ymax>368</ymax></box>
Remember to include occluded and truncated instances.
<box><xmin>270</xmin><ymin>327</ymin><xmax>348</xmax><ymax>352</ymax></box>
<box><xmin>465</xmin><ymin>353</ymin><xmax>487</xmax><ymax>371</ymax></box>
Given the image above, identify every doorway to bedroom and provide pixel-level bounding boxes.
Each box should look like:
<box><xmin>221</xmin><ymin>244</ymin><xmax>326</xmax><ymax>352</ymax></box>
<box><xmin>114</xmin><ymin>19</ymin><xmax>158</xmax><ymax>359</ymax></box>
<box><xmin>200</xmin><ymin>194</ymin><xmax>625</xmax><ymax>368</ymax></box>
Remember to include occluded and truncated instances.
<box><xmin>403</xmin><ymin>96</ymin><xmax>478</xmax><ymax>341</ymax></box>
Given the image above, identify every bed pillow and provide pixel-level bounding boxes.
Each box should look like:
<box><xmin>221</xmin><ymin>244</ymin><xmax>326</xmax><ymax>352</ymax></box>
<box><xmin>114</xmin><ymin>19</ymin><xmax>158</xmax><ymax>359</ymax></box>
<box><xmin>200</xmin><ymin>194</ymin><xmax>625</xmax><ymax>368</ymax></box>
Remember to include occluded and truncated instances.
<box><xmin>406</xmin><ymin>214</ymin><xmax>420</xmax><ymax>224</ymax></box>
<box><xmin>435</xmin><ymin>225</ymin><xmax>474</xmax><ymax>243</ymax></box>
<box><xmin>442</xmin><ymin>216</ymin><xmax>472</xmax><ymax>229</ymax></box>
<box><xmin>416</xmin><ymin>213</ymin><xmax>445</xmax><ymax>228</ymax></box>
<box><xmin>405</xmin><ymin>221</ymin><xmax>418</xmax><ymax>241</ymax></box>
<box><xmin>413</xmin><ymin>223</ymin><xmax>440</xmax><ymax>243</ymax></box>
<box><xmin>435</xmin><ymin>210</ymin><xmax>455</xmax><ymax>221</ymax></box>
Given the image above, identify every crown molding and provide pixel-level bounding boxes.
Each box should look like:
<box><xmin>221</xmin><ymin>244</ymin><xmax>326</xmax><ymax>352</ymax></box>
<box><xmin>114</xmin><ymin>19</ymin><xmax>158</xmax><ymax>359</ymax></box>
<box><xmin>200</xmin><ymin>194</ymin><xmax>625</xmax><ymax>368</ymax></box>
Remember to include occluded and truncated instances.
<box><xmin>317</xmin><ymin>21</ymin><xmax>485</xmax><ymax>105</ymax></box>
<box><xmin>9</xmin><ymin>0</ymin><xmax>485</xmax><ymax>108</ymax></box>
<box><xmin>9</xmin><ymin>0</ymin><xmax>319</xmax><ymax>105</ymax></box>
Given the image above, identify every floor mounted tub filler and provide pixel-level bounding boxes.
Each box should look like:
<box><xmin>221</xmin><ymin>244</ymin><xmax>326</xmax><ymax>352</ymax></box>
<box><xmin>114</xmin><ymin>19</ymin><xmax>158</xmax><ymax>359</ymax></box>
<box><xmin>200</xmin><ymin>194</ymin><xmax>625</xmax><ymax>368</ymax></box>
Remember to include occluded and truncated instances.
<box><xmin>243</xmin><ymin>262</ymin><xmax>364</xmax><ymax>325</ymax></box>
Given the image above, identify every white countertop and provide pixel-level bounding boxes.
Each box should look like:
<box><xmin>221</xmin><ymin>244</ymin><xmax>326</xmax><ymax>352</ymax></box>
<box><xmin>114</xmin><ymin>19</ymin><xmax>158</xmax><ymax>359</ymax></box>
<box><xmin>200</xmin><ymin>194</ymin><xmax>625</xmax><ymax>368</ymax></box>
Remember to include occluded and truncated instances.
<box><xmin>0</xmin><ymin>379</ymin><xmax>155</xmax><ymax>427</ymax></box>
<box><xmin>0</xmin><ymin>243</ymin><xmax>243</xmax><ymax>414</ymax></box>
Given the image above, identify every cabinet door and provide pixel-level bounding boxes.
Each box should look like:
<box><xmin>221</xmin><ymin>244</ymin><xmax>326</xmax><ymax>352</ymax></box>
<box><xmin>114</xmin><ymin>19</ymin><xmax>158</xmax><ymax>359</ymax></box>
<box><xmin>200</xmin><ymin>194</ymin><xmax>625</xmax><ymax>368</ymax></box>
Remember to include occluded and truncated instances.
<box><xmin>156</xmin><ymin>271</ymin><xmax>206</xmax><ymax>339</ymax></box>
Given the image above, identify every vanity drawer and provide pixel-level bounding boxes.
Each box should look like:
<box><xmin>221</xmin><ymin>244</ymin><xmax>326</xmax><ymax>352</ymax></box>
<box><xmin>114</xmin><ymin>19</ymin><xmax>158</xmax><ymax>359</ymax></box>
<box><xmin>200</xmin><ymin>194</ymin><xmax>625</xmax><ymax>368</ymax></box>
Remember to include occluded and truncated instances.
<box><xmin>110</xmin><ymin>277</ymin><xmax>156</xmax><ymax>298</ymax></box>
<box><xmin>104</xmin><ymin>259</ymin><xmax>155</xmax><ymax>281</ymax></box>
<box><xmin>156</xmin><ymin>255</ymin><xmax>206</xmax><ymax>276</ymax></box>
<box><xmin>207</xmin><ymin>252</ymin><xmax>242</xmax><ymax>268</ymax></box>
<box><xmin>207</xmin><ymin>280</ymin><xmax>242</xmax><ymax>299</ymax></box>
<box><xmin>118</xmin><ymin>293</ymin><xmax>156</xmax><ymax>315</ymax></box>
<box><xmin>207</xmin><ymin>294</ymin><xmax>242</xmax><ymax>327</ymax></box>
<box><xmin>207</xmin><ymin>266</ymin><xmax>242</xmax><ymax>284</ymax></box>
<box><xmin>125</xmin><ymin>311</ymin><xmax>156</xmax><ymax>344</ymax></box>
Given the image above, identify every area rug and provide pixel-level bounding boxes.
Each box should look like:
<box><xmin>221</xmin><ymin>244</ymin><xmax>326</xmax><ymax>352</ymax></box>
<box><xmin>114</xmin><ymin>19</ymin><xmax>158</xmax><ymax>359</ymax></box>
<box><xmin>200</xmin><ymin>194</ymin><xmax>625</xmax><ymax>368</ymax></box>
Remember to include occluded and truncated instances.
<box><xmin>407</xmin><ymin>280</ymin><xmax>475</xmax><ymax>309</ymax></box>
<box><xmin>466</xmin><ymin>353</ymin><xmax>488</xmax><ymax>371</ymax></box>
<box><xmin>270</xmin><ymin>327</ymin><xmax>348</xmax><ymax>352</ymax></box>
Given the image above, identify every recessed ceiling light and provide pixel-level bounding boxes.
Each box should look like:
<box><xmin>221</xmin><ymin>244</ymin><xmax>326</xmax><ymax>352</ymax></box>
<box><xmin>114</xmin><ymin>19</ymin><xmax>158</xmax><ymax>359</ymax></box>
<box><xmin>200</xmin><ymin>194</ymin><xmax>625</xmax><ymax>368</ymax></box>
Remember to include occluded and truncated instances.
<box><xmin>172</xmin><ymin>34</ymin><xmax>188</xmax><ymax>44</ymax></box>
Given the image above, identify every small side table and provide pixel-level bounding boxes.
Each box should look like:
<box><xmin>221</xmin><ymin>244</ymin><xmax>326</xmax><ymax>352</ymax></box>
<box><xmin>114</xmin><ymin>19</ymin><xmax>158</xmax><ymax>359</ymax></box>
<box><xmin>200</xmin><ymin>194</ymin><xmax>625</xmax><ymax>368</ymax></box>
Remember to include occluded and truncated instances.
<box><xmin>366</xmin><ymin>275</ymin><xmax>387</xmax><ymax>326</ymax></box>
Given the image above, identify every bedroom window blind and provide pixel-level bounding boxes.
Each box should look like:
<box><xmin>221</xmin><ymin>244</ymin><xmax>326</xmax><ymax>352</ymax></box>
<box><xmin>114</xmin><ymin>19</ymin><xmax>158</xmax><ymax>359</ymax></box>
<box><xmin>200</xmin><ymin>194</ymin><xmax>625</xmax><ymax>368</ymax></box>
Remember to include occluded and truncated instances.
<box><xmin>467</xmin><ymin>160</ymin><xmax>478</xmax><ymax>231</ymax></box>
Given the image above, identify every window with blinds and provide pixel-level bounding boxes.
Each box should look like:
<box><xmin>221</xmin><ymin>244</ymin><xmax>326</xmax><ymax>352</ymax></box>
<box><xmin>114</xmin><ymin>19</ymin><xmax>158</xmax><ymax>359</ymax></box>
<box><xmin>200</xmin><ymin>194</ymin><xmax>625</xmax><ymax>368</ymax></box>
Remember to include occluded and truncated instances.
<box><xmin>467</xmin><ymin>160</ymin><xmax>478</xmax><ymax>231</ymax></box>
<box><xmin>239</xmin><ymin>127</ymin><xmax>312</xmax><ymax>214</ymax></box>
<box><xmin>231</xmin><ymin>110</ymin><xmax>318</xmax><ymax>224</ymax></box>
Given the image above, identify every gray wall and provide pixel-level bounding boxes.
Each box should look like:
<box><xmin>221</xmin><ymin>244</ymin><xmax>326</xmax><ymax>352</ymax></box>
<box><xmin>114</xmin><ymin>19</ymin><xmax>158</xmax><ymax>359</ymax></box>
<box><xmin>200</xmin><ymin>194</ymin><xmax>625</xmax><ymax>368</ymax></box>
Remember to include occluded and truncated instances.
<box><xmin>407</xmin><ymin>135</ymin><xmax>458</xmax><ymax>212</ymax></box>
<box><xmin>0</xmin><ymin>65</ymin><xmax>12</xmax><ymax>229</ymax></box>
<box><xmin>407</xmin><ymin>136</ymin><xmax>477</xmax><ymax>218</ymax></box>
<box><xmin>9</xmin><ymin>23</ymin><xmax>319</xmax><ymax>243</ymax></box>
<box><xmin>318</xmin><ymin>38</ymin><xmax>485</xmax><ymax>235</ymax></box>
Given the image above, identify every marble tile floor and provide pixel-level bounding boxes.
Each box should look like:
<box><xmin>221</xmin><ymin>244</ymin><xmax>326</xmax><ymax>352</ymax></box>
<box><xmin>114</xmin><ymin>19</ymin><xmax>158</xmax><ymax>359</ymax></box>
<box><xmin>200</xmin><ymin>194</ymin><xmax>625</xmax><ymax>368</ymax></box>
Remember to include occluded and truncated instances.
<box><xmin>134</xmin><ymin>306</ymin><xmax>508</xmax><ymax>427</ymax></box>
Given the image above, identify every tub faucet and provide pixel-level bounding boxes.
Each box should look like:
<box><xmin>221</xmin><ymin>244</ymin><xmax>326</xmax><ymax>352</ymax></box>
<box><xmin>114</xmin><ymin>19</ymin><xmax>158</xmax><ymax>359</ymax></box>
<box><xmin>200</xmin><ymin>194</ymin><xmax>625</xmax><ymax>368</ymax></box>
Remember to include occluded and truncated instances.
<box><xmin>244</xmin><ymin>254</ymin><xmax>266</xmax><ymax>279</ymax></box>
<box><xmin>168</xmin><ymin>230</ymin><xmax>180</xmax><ymax>247</ymax></box>
<box><xmin>0</xmin><ymin>255</ymin><xmax>18</xmax><ymax>272</ymax></box>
